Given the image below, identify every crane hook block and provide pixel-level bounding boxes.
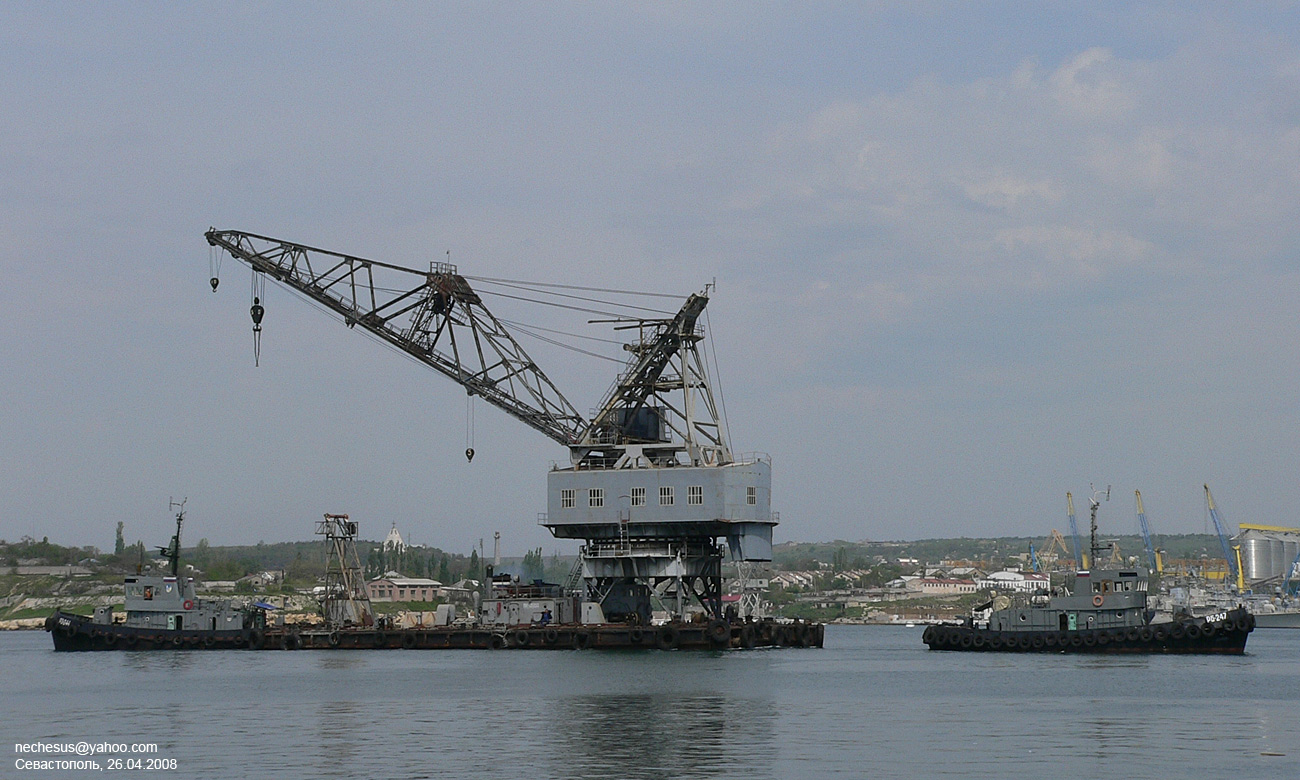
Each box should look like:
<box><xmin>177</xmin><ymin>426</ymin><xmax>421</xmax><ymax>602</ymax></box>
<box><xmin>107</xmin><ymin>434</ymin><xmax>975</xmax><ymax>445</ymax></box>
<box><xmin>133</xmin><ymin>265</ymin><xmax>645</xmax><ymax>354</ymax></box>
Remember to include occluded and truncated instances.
<box><xmin>250</xmin><ymin>297</ymin><xmax>265</xmax><ymax>326</ymax></box>
<box><xmin>465</xmin><ymin>447</ymin><xmax>475</xmax><ymax>463</ymax></box>
<box><xmin>210</xmin><ymin>277</ymin><xmax>220</xmax><ymax>292</ymax></box>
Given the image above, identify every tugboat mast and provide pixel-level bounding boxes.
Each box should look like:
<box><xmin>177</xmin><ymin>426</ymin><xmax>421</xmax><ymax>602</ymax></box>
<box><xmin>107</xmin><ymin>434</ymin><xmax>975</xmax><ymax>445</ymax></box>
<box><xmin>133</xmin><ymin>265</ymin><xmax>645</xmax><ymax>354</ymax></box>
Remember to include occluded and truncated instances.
<box><xmin>159</xmin><ymin>497</ymin><xmax>186</xmax><ymax>577</ymax></box>
<box><xmin>1088</xmin><ymin>484</ymin><xmax>1110</xmax><ymax>570</ymax></box>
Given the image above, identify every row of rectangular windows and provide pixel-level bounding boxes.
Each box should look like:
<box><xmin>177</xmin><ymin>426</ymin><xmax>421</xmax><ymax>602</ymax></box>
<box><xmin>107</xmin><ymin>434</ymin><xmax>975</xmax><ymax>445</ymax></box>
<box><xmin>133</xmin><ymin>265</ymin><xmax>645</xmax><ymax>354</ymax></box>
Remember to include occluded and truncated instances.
<box><xmin>560</xmin><ymin>486</ymin><xmax>758</xmax><ymax>508</ymax></box>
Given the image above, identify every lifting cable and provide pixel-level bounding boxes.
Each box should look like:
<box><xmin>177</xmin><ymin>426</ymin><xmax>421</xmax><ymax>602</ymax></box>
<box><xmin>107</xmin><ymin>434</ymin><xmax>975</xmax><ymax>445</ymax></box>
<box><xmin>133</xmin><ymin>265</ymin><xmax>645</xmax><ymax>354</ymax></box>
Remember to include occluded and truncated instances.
<box><xmin>465</xmin><ymin>393</ymin><xmax>475</xmax><ymax>463</ymax></box>
<box><xmin>208</xmin><ymin>246</ymin><xmax>223</xmax><ymax>292</ymax></box>
<box><xmin>250</xmin><ymin>269</ymin><xmax>266</xmax><ymax>367</ymax></box>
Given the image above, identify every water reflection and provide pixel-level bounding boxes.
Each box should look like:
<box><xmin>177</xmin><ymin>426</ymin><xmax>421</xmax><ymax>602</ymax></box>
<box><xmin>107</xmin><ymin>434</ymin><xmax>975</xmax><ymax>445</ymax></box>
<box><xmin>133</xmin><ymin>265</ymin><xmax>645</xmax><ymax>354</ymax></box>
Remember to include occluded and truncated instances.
<box><xmin>551</xmin><ymin>694</ymin><xmax>777</xmax><ymax>780</ymax></box>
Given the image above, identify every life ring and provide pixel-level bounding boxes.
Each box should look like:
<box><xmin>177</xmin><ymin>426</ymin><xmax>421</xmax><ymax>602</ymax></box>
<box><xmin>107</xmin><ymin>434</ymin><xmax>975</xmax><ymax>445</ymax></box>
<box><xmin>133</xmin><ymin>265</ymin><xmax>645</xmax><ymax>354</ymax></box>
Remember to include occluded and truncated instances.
<box><xmin>402</xmin><ymin>632</ymin><xmax>418</xmax><ymax>649</ymax></box>
<box><xmin>1092</xmin><ymin>595</ymin><xmax>1104</xmax><ymax>607</ymax></box>
<box><xmin>655</xmin><ymin>625</ymin><xmax>679</xmax><ymax>651</ymax></box>
<box><xmin>183</xmin><ymin>600</ymin><xmax>194</xmax><ymax>610</ymax></box>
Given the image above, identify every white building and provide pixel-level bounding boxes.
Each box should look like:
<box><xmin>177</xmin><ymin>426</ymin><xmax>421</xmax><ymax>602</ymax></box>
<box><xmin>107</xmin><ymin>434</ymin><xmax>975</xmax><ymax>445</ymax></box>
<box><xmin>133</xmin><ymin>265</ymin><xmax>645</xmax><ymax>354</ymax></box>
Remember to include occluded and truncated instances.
<box><xmin>978</xmin><ymin>570</ymin><xmax>1050</xmax><ymax>593</ymax></box>
<box><xmin>382</xmin><ymin>523</ymin><xmax>406</xmax><ymax>553</ymax></box>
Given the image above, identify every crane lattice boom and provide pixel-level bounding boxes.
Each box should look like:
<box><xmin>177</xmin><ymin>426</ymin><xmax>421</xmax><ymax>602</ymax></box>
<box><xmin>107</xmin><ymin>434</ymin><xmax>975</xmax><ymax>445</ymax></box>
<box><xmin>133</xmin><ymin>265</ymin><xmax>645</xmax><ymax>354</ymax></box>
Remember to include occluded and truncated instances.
<box><xmin>205</xmin><ymin>229</ymin><xmax>586</xmax><ymax>447</ymax></box>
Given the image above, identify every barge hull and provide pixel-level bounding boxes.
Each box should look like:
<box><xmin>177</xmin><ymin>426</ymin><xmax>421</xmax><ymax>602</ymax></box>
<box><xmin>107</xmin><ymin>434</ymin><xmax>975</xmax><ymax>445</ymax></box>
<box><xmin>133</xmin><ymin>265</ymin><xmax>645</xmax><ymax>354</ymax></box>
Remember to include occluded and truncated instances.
<box><xmin>46</xmin><ymin>611</ymin><xmax>823</xmax><ymax>652</ymax></box>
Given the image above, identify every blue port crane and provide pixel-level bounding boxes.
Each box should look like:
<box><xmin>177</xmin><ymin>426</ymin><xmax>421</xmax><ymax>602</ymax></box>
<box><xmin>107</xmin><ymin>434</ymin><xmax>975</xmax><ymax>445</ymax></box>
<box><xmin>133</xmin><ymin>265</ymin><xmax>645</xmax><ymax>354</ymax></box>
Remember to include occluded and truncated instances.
<box><xmin>1134</xmin><ymin>490</ymin><xmax>1158</xmax><ymax>572</ymax></box>
<box><xmin>1203</xmin><ymin>485</ymin><xmax>1239</xmax><ymax>586</ymax></box>
<box><xmin>1284</xmin><ymin>547</ymin><xmax>1300</xmax><ymax>596</ymax></box>
<box><xmin>1066</xmin><ymin>492</ymin><xmax>1085</xmax><ymax>569</ymax></box>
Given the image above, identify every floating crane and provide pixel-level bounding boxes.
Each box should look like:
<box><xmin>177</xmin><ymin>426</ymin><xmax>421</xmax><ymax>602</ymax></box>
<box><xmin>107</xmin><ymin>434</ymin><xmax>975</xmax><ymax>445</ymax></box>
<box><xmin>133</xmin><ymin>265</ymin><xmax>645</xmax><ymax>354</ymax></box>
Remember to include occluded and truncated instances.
<box><xmin>205</xmin><ymin>229</ymin><xmax>774</xmax><ymax>624</ymax></box>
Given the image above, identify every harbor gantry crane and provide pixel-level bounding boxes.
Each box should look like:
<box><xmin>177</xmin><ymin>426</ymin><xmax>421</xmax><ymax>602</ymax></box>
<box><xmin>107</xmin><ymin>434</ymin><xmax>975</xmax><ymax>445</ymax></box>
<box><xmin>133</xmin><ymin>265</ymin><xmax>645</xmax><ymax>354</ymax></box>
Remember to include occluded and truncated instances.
<box><xmin>205</xmin><ymin>229</ymin><xmax>775</xmax><ymax>624</ymax></box>
<box><xmin>1134</xmin><ymin>490</ymin><xmax>1159</xmax><ymax>573</ymax></box>
<box><xmin>1066</xmin><ymin>493</ymin><xmax>1086</xmax><ymax>570</ymax></box>
<box><xmin>1204</xmin><ymin>485</ymin><xmax>1242</xmax><ymax>590</ymax></box>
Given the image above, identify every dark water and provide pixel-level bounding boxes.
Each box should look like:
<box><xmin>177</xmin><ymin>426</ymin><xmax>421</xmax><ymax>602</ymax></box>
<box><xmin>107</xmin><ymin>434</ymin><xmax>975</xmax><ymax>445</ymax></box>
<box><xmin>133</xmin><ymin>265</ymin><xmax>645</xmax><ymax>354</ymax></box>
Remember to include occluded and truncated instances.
<box><xmin>3</xmin><ymin>626</ymin><xmax>1297</xmax><ymax>779</ymax></box>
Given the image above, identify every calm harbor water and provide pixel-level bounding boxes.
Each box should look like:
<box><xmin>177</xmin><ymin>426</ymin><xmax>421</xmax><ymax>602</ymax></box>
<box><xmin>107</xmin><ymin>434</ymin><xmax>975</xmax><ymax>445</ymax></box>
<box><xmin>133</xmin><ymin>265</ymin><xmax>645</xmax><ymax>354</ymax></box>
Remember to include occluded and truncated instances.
<box><xmin>3</xmin><ymin>625</ymin><xmax>1297</xmax><ymax>779</ymax></box>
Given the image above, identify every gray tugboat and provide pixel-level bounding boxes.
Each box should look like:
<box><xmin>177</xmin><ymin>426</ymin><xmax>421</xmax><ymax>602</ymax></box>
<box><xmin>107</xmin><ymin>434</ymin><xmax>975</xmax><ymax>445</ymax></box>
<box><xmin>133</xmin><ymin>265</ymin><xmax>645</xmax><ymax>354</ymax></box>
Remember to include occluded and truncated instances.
<box><xmin>45</xmin><ymin>501</ymin><xmax>266</xmax><ymax>651</ymax></box>
<box><xmin>924</xmin><ymin>489</ymin><xmax>1255</xmax><ymax>654</ymax></box>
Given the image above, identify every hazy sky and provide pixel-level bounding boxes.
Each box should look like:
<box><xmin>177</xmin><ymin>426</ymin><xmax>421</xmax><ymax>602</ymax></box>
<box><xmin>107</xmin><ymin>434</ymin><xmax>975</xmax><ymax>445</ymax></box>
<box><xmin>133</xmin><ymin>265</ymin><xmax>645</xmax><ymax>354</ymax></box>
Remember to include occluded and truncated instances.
<box><xmin>3</xmin><ymin>3</ymin><xmax>1298</xmax><ymax>556</ymax></box>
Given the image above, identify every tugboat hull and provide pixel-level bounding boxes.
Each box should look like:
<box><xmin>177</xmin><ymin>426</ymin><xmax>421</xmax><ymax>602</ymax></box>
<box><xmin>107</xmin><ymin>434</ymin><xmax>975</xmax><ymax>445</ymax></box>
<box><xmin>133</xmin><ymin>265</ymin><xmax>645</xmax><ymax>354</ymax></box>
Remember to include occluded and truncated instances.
<box><xmin>922</xmin><ymin>608</ymin><xmax>1253</xmax><ymax>654</ymax></box>
<box><xmin>46</xmin><ymin>611</ymin><xmax>253</xmax><ymax>651</ymax></box>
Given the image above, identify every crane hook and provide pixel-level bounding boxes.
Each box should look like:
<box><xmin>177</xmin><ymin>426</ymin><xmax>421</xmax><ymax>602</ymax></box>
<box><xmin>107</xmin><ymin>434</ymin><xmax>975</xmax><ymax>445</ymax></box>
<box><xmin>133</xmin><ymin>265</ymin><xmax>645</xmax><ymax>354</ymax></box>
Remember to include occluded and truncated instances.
<box><xmin>210</xmin><ymin>277</ymin><xmax>220</xmax><ymax>292</ymax></box>
<box><xmin>250</xmin><ymin>296</ymin><xmax>265</xmax><ymax>367</ymax></box>
<box><xmin>465</xmin><ymin>447</ymin><xmax>475</xmax><ymax>463</ymax></box>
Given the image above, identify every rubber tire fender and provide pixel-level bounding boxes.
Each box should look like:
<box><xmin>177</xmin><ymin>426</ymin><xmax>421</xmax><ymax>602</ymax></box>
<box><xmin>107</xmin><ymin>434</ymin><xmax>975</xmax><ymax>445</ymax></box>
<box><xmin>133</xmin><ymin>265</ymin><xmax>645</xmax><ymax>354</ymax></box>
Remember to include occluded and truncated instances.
<box><xmin>402</xmin><ymin>632</ymin><xmax>418</xmax><ymax>649</ymax></box>
<box><xmin>248</xmin><ymin>629</ymin><xmax>265</xmax><ymax>650</ymax></box>
<box><xmin>655</xmin><ymin>625</ymin><xmax>679</xmax><ymax>651</ymax></box>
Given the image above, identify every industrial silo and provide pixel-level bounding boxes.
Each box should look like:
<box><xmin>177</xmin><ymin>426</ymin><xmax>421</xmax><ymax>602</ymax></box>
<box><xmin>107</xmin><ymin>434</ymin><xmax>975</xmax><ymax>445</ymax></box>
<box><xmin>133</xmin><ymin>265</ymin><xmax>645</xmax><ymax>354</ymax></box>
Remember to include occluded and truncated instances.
<box><xmin>1237</xmin><ymin>529</ymin><xmax>1273</xmax><ymax>581</ymax></box>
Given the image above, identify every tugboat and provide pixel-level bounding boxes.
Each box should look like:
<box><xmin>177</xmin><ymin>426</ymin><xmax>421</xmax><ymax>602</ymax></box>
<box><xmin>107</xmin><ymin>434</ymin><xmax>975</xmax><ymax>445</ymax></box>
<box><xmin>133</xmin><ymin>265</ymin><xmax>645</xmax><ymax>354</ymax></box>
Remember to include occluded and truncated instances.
<box><xmin>923</xmin><ymin>488</ymin><xmax>1255</xmax><ymax>654</ymax></box>
<box><xmin>45</xmin><ymin>500</ymin><xmax>266</xmax><ymax>651</ymax></box>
